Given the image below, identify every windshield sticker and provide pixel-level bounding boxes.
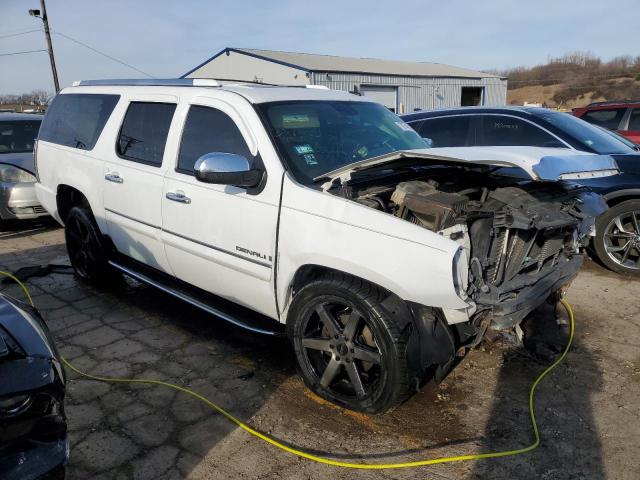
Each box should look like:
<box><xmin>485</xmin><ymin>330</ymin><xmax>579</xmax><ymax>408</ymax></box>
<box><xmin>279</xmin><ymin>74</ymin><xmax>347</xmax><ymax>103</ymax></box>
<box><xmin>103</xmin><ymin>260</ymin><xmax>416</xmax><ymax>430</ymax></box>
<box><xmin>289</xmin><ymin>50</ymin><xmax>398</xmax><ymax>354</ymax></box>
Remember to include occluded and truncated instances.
<box><xmin>302</xmin><ymin>153</ymin><xmax>318</xmax><ymax>165</ymax></box>
<box><xmin>294</xmin><ymin>144</ymin><xmax>314</xmax><ymax>155</ymax></box>
<box><xmin>282</xmin><ymin>114</ymin><xmax>320</xmax><ymax>128</ymax></box>
<box><xmin>395</xmin><ymin>121</ymin><xmax>414</xmax><ymax>132</ymax></box>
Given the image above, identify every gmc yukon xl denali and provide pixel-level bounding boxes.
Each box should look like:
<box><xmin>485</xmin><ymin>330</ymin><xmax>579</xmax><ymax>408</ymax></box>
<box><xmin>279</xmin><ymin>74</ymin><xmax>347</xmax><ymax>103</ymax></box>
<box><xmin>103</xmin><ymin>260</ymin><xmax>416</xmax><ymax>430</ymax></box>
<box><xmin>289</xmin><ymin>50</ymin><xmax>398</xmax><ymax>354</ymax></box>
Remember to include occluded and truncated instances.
<box><xmin>35</xmin><ymin>79</ymin><xmax>616</xmax><ymax>412</ymax></box>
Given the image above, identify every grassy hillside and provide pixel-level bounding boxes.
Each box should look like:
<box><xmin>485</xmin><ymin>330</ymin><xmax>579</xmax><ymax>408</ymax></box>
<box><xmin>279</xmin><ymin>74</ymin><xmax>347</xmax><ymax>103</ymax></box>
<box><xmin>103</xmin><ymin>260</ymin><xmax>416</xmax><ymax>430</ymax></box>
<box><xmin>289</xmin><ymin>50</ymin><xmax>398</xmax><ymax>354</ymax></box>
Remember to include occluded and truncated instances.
<box><xmin>497</xmin><ymin>52</ymin><xmax>640</xmax><ymax>108</ymax></box>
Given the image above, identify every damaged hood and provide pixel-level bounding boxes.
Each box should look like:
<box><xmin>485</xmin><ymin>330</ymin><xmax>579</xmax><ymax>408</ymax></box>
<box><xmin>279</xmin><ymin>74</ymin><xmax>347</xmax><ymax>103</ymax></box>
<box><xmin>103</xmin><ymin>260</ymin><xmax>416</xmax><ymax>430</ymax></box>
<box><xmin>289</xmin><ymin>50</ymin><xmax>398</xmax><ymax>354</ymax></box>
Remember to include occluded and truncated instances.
<box><xmin>317</xmin><ymin>146</ymin><xmax>619</xmax><ymax>188</ymax></box>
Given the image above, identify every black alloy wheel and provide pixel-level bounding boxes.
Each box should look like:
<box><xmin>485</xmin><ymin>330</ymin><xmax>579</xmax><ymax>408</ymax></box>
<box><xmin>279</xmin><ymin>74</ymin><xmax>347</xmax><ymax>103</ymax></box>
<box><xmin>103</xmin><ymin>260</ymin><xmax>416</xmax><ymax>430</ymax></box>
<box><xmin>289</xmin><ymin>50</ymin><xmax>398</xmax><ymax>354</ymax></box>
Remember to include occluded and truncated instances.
<box><xmin>301</xmin><ymin>299</ymin><xmax>383</xmax><ymax>400</ymax></box>
<box><xmin>64</xmin><ymin>206</ymin><xmax>111</xmax><ymax>284</ymax></box>
<box><xmin>594</xmin><ymin>200</ymin><xmax>640</xmax><ymax>276</ymax></box>
<box><xmin>289</xmin><ymin>273</ymin><xmax>414</xmax><ymax>413</ymax></box>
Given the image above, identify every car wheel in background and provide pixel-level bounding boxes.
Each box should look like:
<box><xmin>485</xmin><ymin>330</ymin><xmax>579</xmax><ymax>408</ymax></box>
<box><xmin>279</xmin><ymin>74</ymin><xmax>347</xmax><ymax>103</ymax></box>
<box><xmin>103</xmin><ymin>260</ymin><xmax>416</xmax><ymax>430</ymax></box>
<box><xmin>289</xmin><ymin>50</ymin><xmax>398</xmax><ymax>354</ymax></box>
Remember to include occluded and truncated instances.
<box><xmin>64</xmin><ymin>206</ymin><xmax>113</xmax><ymax>284</ymax></box>
<box><xmin>288</xmin><ymin>273</ymin><xmax>414</xmax><ymax>413</ymax></box>
<box><xmin>594</xmin><ymin>200</ymin><xmax>640</xmax><ymax>276</ymax></box>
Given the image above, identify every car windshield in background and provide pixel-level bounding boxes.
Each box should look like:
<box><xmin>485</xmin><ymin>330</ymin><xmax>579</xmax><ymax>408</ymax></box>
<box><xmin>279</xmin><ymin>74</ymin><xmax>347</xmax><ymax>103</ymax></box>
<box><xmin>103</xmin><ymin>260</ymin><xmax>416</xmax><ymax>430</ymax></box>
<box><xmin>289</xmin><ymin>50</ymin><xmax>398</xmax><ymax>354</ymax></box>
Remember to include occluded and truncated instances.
<box><xmin>259</xmin><ymin>101</ymin><xmax>428</xmax><ymax>184</ymax></box>
<box><xmin>0</xmin><ymin>120</ymin><xmax>41</xmax><ymax>154</ymax></box>
<box><xmin>534</xmin><ymin>110</ymin><xmax>634</xmax><ymax>154</ymax></box>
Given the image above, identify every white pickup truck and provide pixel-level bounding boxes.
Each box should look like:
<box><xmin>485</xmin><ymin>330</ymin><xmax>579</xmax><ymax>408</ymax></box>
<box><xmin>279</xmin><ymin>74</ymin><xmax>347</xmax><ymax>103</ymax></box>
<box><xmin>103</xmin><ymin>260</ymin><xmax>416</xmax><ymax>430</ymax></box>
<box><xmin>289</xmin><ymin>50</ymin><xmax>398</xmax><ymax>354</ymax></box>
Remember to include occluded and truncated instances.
<box><xmin>35</xmin><ymin>79</ymin><xmax>615</xmax><ymax>412</ymax></box>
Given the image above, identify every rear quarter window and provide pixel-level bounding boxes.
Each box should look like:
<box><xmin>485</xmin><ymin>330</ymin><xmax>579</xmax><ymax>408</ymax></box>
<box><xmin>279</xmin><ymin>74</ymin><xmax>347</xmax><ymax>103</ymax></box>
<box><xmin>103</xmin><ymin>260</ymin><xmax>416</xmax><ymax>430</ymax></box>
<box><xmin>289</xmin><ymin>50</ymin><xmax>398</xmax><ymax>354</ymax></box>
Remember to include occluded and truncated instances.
<box><xmin>38</xmin><ymin>93</ymin><xmax>120</xmax><ymax>150</ymax></box>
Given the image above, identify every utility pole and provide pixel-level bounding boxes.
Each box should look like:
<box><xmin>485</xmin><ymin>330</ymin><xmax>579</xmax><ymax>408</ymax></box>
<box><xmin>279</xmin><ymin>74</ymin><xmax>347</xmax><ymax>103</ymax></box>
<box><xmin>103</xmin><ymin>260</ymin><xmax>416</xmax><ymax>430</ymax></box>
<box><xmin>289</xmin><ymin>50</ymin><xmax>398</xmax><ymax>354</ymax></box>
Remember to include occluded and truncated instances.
<box><xmin>29</xmin><ymin>0</ymin><xmax>60</xmax><ymax>92</ymax></box>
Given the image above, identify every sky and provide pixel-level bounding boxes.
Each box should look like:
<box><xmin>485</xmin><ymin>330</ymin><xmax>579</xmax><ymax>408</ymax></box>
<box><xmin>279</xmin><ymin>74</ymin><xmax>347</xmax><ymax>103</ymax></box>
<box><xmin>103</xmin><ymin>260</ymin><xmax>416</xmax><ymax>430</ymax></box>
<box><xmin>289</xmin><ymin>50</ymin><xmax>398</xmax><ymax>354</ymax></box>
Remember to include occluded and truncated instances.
<box><xmin>1</xmin><ymin>0</ymin><xmax>639</xmax><ymax>94</ymax></box>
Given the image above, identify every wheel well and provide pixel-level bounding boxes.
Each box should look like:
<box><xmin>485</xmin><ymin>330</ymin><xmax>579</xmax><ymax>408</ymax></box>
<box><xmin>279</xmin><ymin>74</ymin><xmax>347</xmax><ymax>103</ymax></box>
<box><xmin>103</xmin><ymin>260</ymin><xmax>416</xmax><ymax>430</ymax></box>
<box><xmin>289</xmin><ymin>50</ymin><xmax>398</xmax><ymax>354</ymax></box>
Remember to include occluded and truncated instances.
<box><xmin>606</xmin><ymin>194</ymin><xmax>640</xmax><ymax>208</ymax></box>
<box><xmin>56</xmin><ymin>185</ymin><xmax>89</xmax><ymax>223</ymax></box>
<box><xmin>288</xmin><ymin>265</ymin><xmax>392</xmax><ymax>303</ymax></box>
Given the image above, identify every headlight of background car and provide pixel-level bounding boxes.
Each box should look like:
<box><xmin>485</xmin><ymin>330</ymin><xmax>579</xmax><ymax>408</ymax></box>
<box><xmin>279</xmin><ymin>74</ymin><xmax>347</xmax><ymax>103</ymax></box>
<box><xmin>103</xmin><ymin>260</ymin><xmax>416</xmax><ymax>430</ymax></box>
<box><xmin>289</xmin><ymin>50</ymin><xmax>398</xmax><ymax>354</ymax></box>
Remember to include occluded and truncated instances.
<box><xmin>0</xmin><ymin>164</ymin><xmax>37</xmax><ymax>183</ymax></box>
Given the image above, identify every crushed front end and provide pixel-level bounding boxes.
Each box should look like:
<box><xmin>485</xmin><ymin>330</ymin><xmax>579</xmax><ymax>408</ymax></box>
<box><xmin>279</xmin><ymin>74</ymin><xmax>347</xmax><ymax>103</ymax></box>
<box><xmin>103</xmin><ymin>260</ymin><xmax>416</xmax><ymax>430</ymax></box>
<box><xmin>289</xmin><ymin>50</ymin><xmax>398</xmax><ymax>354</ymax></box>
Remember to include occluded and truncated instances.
<box><xmin>328</xmin><ymin>163</ymin><xmax>607</xmax><ymax>331</ymax></box>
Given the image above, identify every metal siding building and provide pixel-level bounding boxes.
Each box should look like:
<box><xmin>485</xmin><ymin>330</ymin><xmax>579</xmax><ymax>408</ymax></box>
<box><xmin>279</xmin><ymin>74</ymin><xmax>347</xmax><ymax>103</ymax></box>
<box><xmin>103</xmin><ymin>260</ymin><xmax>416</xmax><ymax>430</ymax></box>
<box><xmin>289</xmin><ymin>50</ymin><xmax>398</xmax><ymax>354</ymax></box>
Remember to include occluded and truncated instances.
<box><xmin>184</xmin><ymin>48</ymin><xmax>507</xmax><ymax>112</ymax></box>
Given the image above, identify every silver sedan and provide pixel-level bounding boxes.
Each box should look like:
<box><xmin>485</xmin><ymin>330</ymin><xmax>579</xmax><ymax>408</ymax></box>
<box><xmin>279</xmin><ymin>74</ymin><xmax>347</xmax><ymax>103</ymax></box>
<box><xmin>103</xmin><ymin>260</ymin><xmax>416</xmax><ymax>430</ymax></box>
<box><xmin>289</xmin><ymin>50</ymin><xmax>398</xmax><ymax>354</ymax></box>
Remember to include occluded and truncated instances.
<box><xmin>0</xmin><ymin>113</ymin><xmax>48</xmax><ymax>223</ymax></box>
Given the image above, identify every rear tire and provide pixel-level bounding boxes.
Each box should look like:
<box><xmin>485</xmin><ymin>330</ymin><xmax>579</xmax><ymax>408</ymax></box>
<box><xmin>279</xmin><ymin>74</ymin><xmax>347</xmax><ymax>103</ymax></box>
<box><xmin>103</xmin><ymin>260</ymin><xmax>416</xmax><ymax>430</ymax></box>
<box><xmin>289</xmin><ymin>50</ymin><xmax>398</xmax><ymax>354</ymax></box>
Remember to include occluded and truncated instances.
<box><xmin>288</xmin><ymin>273</ymin><xmax>414</xmax><ymax>413</ymax></box>
<box><xmin>593</xmin><ymin>200</ymin><xmax>640</xmax><ymax>276</ymax></box>
<box><xmin>64</xmin><ymin>206</ymin><xmax>112</xmax><ymax>284</ymax></box>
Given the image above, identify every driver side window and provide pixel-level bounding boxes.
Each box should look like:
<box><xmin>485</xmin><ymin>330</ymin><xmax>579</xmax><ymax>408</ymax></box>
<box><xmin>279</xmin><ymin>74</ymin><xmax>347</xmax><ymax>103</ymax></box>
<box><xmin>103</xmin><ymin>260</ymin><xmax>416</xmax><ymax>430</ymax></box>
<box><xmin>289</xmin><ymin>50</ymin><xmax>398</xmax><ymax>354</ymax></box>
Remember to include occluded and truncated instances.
<box><xmin>478</xmin><ymin>115</ymin><xmax>565</xmax><ymax>148</ymax></box>
<box><xmin>177</xmin><ymin>105</ymin><xmax>252</xmax><ymax>174</ymax></box>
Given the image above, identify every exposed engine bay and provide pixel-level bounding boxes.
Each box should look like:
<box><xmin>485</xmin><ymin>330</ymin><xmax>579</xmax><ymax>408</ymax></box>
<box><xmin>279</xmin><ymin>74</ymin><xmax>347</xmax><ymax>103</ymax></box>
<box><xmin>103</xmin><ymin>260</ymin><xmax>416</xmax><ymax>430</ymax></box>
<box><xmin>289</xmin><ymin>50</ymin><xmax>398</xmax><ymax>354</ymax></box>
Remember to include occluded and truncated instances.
<box><xmin>327</xmin><ymin>164</ymin><xmax>606</xmax><ymax>328</ymax></box>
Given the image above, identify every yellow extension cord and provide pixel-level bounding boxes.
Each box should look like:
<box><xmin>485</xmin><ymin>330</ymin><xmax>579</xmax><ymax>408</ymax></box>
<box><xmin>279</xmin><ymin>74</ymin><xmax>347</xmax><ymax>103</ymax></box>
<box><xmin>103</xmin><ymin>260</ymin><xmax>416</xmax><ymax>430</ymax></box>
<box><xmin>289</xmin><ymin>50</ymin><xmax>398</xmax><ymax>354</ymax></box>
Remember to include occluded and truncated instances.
<box><xmin>0</xmin><ymin>269</ymin><xmax>575</xmax><ymax>470</ymax></box>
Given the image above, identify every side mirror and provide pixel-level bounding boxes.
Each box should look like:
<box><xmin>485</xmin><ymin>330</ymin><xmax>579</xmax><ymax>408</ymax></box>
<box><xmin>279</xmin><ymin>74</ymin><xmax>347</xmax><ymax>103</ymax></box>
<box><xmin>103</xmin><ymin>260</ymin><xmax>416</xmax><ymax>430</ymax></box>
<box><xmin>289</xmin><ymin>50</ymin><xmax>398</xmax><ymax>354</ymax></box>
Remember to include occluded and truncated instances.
<box><xmin>194</xmin><ymin>152</ymin><xmax>263</xmax><ymax>188</ymax></box>
<box><xmin>422</xmin><ymin>137</ymin><xmax>434</xmax><ymax>148</ymax></box>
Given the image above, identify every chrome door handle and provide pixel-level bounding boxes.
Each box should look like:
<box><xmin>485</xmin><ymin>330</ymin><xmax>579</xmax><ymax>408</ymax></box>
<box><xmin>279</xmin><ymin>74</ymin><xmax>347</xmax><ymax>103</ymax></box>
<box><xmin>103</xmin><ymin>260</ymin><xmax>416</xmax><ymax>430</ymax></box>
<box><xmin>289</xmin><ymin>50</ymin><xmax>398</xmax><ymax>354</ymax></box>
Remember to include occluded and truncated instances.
<box><xmin>105</xmin><ymin>173</ymin><xmax>123</xmax><ymax>183</ymax></box>
<box><xmin>166</xmin><ymin>191</ymin><xmax>191</xmax><ymax>204</ymax></box>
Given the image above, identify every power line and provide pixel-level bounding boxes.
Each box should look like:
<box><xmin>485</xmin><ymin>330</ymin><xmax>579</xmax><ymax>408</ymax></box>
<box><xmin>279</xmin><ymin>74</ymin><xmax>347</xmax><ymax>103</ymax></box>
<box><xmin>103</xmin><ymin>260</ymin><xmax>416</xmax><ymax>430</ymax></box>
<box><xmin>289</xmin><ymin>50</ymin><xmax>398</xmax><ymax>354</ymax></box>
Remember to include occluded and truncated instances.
<box><xmin>0</xmin><ymin>28</ymin><xmax>42</xmax><ymax>39</ymax></box>
<box><xmin>0</xmin><ymin>49</ymin><xmax>47</xmax><ymax>57</ymax></box>
<box><xmin>52</xmin><ymin>30</ymin><xmax>154</xmax><ymax>78</ymax></box>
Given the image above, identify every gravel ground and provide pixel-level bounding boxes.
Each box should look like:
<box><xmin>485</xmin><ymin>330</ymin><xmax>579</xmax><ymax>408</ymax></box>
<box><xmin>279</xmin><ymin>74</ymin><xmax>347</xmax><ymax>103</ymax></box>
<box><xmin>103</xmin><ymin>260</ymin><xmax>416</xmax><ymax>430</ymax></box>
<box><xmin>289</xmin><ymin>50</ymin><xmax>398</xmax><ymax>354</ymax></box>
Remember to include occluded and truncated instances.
<box><xmin>1</xmin><ymin>221</ymin><xmax>638</xmax><ymax>480</ymax></box>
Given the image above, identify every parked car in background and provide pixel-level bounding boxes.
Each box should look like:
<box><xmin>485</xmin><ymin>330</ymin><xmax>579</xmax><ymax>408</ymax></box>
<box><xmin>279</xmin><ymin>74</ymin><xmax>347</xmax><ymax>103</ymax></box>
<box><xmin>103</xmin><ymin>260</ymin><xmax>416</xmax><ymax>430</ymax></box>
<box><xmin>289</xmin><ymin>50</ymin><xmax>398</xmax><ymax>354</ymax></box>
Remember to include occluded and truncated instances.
<box><xmin>573</xmin><ymin>100</ymin><xmax>640</xmax><ymax>145</ymax></box>
<box><xmin>0</xmin><ymin>292</ymin><xmax>67</xmax><ymax>480</ymax></box>
<box><xmin>401</xmin><ymin>107</ymin><xmax>640</xmax><ymax>275</ymax></box>
<box><xmin>0</xmin><ymin>113</ymin><xmax>48</xmax><ymax>225</ymax></box>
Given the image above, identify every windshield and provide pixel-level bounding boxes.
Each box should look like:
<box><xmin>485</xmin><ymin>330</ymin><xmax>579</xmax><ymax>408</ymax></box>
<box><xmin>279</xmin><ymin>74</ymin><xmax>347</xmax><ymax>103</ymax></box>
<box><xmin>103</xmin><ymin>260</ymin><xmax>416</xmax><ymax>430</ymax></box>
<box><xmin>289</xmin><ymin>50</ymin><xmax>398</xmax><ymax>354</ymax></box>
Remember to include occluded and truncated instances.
<box><xmin>534</xmin><ymin>110</ymin><xmax>634</xmax><ymax>154</ymax></box>
<box><xmin>595</xmin><ymin>124</ymin><xmax>639</xmax><ymax>150</ymax></box>
<box><xmin>0</xmin><ymin>120</ymin><xmax>41</xmax><ymax>154</ymax></box>
<box><xmin>258</xmin><ymin>101</ymin><xmax>428</xmax><ymax>184</ymax></box>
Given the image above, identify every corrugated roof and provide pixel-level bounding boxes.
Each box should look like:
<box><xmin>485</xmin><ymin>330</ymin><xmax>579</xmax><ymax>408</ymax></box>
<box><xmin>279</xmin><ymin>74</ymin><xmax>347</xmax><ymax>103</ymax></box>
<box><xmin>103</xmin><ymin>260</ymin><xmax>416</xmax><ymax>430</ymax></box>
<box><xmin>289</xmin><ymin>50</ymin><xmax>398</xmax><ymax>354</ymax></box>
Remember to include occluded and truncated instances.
<box><xmin>233</xmin><ymin>48</ymin><xmax>499</xmax><ymax>79</ymax></box>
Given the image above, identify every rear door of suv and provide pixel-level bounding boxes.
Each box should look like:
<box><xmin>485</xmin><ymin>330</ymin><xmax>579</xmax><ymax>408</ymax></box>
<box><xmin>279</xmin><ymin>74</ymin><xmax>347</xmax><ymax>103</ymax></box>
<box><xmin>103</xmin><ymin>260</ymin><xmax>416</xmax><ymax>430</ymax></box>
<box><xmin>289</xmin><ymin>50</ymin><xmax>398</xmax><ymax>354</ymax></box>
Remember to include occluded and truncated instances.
<box><xmin>103</xmin><ymin>94</ymin><xmax>178</xmax><ymax>273</ymax></box>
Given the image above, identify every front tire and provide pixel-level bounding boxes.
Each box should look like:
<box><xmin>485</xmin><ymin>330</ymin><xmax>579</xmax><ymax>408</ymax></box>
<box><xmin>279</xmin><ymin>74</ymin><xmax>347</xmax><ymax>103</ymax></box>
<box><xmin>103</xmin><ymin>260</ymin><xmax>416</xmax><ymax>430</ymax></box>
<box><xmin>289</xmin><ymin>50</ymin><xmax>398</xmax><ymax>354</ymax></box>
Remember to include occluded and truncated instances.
<box><xmin>288</xmin><ymin>273</ymin><xmax>414</xmax><ymax>413</ymax></box>
<box><xmin>64</xmin><ymin>206</ymin><xmax>112</xmax><ymax>284</ymax></box>
<box><xmin>593</xmin><ymin>200</ymin><xmax>640</xmax><ymax>276</ymax></box>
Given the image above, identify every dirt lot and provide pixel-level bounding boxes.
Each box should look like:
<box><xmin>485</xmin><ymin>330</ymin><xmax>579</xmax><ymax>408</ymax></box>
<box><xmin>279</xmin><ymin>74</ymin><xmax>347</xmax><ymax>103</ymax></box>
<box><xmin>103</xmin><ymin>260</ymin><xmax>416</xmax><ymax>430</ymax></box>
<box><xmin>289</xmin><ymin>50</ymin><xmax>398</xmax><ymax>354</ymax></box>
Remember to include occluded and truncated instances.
<box><xmin>1</xmin><ymin>222</ymin><xmax>639</xmax><ymax>480</ymax></box>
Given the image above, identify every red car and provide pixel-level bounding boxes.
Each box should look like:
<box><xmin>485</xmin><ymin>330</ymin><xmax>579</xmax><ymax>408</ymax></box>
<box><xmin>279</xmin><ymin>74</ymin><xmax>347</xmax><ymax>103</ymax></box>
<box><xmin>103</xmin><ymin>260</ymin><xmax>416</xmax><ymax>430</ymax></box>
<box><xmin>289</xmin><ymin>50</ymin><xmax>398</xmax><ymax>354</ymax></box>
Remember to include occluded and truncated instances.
<box><xmin>573</xmin><ymin>100</ymin><xmax>640</xmax><ymax>145</ymax></box>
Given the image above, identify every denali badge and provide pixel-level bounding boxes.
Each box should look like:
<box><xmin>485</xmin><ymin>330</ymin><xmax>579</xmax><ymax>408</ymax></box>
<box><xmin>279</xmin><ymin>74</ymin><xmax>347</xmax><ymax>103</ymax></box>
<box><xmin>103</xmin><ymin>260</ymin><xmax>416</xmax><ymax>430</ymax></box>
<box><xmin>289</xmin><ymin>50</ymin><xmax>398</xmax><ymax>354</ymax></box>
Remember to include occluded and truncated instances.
<box><xmin>236</xmin><ymin>246</ymin><xmax>270</xmax><ymax>262</ymax></box>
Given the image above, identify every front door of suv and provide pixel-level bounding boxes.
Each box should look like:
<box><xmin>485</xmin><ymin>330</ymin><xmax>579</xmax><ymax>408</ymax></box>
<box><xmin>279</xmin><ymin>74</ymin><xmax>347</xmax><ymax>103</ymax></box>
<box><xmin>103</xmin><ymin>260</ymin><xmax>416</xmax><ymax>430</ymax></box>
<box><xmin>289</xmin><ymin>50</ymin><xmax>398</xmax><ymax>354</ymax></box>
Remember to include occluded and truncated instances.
<box><xmin>103</xmin><ymin>95</ymin><xmax>177</xmax><ymax>273</ymax></box>
<box><xmin>161</xmin><ymin>98</ymin><xmax>280</xmax><ymax>318</ymax></box>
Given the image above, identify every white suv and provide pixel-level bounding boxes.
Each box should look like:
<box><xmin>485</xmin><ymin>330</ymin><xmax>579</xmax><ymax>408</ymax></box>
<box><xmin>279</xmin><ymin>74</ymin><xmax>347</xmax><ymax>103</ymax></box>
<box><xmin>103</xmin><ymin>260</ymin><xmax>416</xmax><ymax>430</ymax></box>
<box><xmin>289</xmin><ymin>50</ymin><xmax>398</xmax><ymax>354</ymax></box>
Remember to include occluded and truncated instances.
<box><xmin>35</xmin><ymin>79</ymin><xmax>615</xmax><ymax>412</ymax></box>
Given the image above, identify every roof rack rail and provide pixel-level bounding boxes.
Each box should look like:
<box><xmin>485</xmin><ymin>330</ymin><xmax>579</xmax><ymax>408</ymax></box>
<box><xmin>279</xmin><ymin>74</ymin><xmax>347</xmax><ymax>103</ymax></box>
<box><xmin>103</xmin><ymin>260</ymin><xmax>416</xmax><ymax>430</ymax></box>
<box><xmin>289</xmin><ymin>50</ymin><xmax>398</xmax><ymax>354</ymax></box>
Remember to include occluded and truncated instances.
<box><xmin>72</xmin><ymin>78</ymin><xmax>220</xmax><ymax>87</ymax></box>
<box><xmin>586</xmin><ymin>99</ymin><xmax>639</xmax><ymax>107</ymax></box>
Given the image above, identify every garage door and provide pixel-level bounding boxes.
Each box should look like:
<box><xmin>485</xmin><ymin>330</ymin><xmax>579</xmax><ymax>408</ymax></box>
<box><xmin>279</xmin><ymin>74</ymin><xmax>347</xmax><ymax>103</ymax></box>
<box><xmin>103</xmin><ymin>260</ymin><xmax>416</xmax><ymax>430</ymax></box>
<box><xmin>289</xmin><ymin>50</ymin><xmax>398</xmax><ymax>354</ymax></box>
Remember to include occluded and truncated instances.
<box><xmin>360</xmin><ymin>86</ymin><xmax>398</xmax><ymax>112</ymax></box>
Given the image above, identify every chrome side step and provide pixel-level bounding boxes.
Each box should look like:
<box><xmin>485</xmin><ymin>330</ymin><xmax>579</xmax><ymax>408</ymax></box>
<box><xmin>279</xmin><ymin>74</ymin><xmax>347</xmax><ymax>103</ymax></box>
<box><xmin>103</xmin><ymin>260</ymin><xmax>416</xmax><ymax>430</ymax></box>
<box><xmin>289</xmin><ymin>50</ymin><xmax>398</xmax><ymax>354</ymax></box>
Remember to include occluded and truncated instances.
<box><xmin>108</xmin><ymin>260</ymin><xmax>284</xmax><ymax>336</ymax></box>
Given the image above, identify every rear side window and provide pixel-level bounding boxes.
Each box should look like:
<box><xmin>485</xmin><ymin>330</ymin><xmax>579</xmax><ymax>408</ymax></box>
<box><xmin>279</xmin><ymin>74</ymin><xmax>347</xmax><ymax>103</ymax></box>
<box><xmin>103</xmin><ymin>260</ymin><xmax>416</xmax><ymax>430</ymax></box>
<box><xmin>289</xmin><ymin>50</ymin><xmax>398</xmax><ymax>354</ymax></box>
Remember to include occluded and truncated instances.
<box><xmin>478</xmin><ymin>115</ymin><xmax>565</xmax><ymax>147</ymax></box>
<box><xmin>39</xmin><ymin>93</ymin><xmax>119</xmax><ymax>150</ymax></box>
<box><xmin>582</xmin><ymin>108</ymin><xmax>626</xmax><ymax>130</ymax></box>
<box><xmin>117</xmin><ymin>102</ymin><xmax>176</xmax><ymax>166</ymax></box>
<box><xmin>418</xmin><ymin>116</ymin><xmax>474</xmax><ymax>147</ymax></box>
<box><xmin>177</xmin><ymin>105</ymin><xmax>251</xmax><ymax>173</ymax></box>
<box><xmin>627</xmin><ymin>109</ymin><xmax>640</xmax><ymax>131</ymax></box>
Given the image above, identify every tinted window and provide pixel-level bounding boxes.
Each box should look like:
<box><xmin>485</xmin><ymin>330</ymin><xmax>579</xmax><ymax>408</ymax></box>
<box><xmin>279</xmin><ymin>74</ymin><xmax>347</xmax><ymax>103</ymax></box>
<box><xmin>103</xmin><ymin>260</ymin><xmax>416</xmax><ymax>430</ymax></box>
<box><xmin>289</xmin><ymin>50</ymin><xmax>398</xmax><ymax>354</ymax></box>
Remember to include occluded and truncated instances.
<box><xmin>535</xmin><ymin>110</ymin><xmax>633</xmax><ymax>154</ymax></box>
<box><xmin>117</xmin><ymin>102</ymin><xmax>176</xmax><ymax>166</ymax></box>
<box><xmin>0</xmin><ymin>120</ymin><xmax>41</xmax><ymax>154</ymax></box>
<box><xmin>39</xmin><ymin>93</ymin><xmax>119</xmax><ymax>150</ymax></box>
<box><xmin>478</xmin><ymin>115</ymin><xmax>564</xmax><ymax>147</ymax></box>
<box><xmin>628</xmin><ymin>109</ymin><xmax>640</xmax><ymax>131</ymax></box>
<box><xmin>178</xmin><ymin>106</ymin><xmax>251</xmax><ymax>173</ymax></box>
<box><xmin>582</xmin><ymin>108</ymin><xmax>626</xmax><ymax>130</ymax></box>
<box><xmin>418</xmin><ymin>116</ymin><xmax>474</xmax><ymax>147</ymax></box>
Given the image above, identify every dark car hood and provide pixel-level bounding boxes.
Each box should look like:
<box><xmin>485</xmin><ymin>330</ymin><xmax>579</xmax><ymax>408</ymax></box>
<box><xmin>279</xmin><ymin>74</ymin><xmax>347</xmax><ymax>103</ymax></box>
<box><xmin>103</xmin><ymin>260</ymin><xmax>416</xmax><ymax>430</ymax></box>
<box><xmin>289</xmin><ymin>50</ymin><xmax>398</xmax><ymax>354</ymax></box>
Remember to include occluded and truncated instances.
<box><xmin>0</xmin><ymin>294</ymin><xmax>56</xmax><ymax>358</ymax></box>
<box><xmin>0</xmin><ymin>152</ymin><xmax>34</xmax><ymax>173</ymax></box>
